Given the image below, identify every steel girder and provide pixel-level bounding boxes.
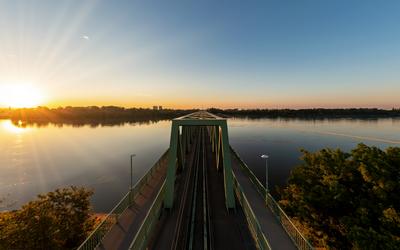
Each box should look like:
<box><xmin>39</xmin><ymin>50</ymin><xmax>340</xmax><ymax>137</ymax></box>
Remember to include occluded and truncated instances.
<box><xmin>164</xmin><ymin>112</ymin><xmax>235</xmax><ymax>210</ymax></box>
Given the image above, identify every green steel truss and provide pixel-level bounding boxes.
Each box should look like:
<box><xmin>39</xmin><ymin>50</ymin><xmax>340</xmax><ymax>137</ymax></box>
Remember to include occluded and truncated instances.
<box><xmin>164</xmin><ymin>111</ymin><xmax>236</xmax><ymax>209</ymax></box>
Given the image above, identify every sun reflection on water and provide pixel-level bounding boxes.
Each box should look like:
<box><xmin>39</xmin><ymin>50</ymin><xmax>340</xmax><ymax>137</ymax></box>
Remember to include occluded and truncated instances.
<box><xmin>0</xmin><ymin>120</ymin><xmax>32</xmax><ymax>134</ymax></box>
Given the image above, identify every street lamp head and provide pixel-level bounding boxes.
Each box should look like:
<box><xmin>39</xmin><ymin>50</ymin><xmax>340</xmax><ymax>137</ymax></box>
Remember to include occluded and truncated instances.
<box><xmin>131</xmin><ymin>154</ymin><xmax>136</xmax><ymax>157</ymax></box>
<box><xmin>261</xmin><ymin>154</ymin><xmax>269</xmax><ymax>159</ymax></box>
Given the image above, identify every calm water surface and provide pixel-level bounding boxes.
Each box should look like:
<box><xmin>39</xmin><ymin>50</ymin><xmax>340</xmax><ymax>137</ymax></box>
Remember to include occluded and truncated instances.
<box><xmin>1</xmin><ymin>118</ymin><xmax>399</xmax><ymax>212</ymax></box>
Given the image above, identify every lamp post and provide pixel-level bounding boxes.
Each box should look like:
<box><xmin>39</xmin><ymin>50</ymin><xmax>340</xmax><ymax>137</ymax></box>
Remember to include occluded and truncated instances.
<box><xmin>261</xmin><ymin>154</ymin><xmax>269</xmax><ymax>204</ymax></box>
<box><xmin>130</xmin><ymin>154</ymin><xmax>136</xmax><ymax>191</ymax></box>
<box><xmin>129</xmin><ymin>154</ymin><xmax>136</xmax><ymax>206</ymax></box>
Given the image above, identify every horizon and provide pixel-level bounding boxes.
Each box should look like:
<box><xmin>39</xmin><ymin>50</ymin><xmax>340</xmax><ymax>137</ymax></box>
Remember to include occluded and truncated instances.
<box><xmin>1</xmin><ymin>1</ymin><xmax>400</xmax><ymax>109</ymax></box>
<box><xmin>1</xmin><ymin>105</ymin><xmax>400</xmax><ymax>111</ymax></box>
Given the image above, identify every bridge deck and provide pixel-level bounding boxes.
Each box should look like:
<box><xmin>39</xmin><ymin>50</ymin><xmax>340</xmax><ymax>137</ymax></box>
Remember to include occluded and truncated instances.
<box><xmin>231</xmin><ymin>152</ymin><xmax>296</xmax><ymax>250</ymax></box>
<box><xmin>98</xmin><ymin>159</ymin><xmax>168</xmax><ymax>250</ymax></box>
<box><xmin>97</xmin><ymin>150</ymin><xmax>296</xmax><ymax>250</ymax></box>
<box><xmin>97</xmin><ymin>141</ymin><xmax>296</xmax><ymax>249</ymax></box>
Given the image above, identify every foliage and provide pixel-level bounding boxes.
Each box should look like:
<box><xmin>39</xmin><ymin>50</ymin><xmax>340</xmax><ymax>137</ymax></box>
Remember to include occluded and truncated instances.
<box><xmin>0</xmin><ymin>186</ymin><xmax>95</xmax><ymax>250</ymax></box>
<box><xmin>279</xmin><ymin>144</ymin><xmax>400</xmax><ymax>249</ymax></box>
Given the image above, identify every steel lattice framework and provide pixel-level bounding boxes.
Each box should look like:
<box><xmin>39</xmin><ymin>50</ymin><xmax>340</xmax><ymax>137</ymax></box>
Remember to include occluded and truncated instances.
<box><xmin>164</xmin><ymin>111</ymin><xmax>236</xmax><ymax>209</ymax></box>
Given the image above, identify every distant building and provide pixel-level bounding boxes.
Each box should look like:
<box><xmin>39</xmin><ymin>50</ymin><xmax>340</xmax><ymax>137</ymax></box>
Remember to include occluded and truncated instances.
<box><xmin>153</xmin><ymin>106</ymin><xmax>158</xmax><ymax>110</ymax></box>
<box><xmin>159</xmin><ymin>106</ymin><xmax>163</xmax><ymax>110</ymax></box>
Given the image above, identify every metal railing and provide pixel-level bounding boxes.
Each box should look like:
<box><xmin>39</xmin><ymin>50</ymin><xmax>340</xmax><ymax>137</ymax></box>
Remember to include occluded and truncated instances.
<box><xmin>230</xmin><ymin>147</ymin><xmax>266</xmax><ymax>197</ymax></box>
<box><xmin>128</xmin><ymin>182</ymin><xmax>166</xmax><ymax>250</ymax></box>
<box><xmin>266</xmin><ymin>193</ymin><xmax>314</xmax><ymax>250</ymax></box>
<box><xmin>77</xmin><ymin>149</ymin><xmax>169</xmax><ymax>250</ymax></box>
<box><xmin>230</xmin><ymin>147</ymin><xmax>314</xmax><ymax>250</ymax></box>
<box><xmin>233</xmin><ymin>172</ymin><xmax>272</xmax><ymax>250</ymax></box>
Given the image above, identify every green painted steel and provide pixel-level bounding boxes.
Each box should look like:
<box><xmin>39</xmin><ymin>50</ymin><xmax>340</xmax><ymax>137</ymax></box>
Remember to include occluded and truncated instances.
<box><xmin>214</xmin><ymin>125</ymin><xmax>218</xmax><ymax>154</ymax></box>
<box><xmin>164</xmin><ymin>111</ymin><xmax>235</xmax><ymax>209</ymax></box>
<box><xmin>77</xmin><ymin>150</ymin><xmax>169</xmax><ymax>250</ymax></box>
<box><xmin>128</xmin><ymin>182</ymin><xmax>166</xmax><ymax>250</ymax></box>
<box><xmin>216</xmin><ymin>127</ymin><xmax>221</xmax><ymax>171</ymax></box>
<box><xmin>182</xmin><ymin>127</ymin><xmax>187</xmax><ymax>156</ymax></box>
<box><xmin>266</xmin><ymin>194</ymin><xmax>314</xmax><ymax>250</ymax></box>
<box><xmin>232</xmin><ymin>172</ymin><xmax>272</xmax><ymax>250</ymax></box>
<box><xmin>174</xmin><ymin>119</ymin><xmax>227</xmax><ymax>126</ymax></box>
<box><xmin>79</xmin><ymin>111</ymin><xmax>313</xmax><ymax>250</ymax></box>
<box><xmin>128</xmin><ymin>147</ymin><xmax>269</xmax><ymax>250</ymax></box>
<box><xmin>220</xmin><ymin>122</ymin><xmax>235</xmax><ymax>209</ymax></box>
<box><xmin>230</xmin><ymin>147</ymin><xmax>266</xmax><ymax>197</ymax></box>
<box><xmin>165</xmin><ymin>123</ymin><xmax>179</xmax><ymax>208</ymax></box>
<box><xmin>230</xmin><ymin>147</ymin><xmax>314</xmax><ymax>250</ymax></box>
<box><xmin>177</xmin><ymin>129</ymin><xmax>184</xmax><ymax>170</ymax></box>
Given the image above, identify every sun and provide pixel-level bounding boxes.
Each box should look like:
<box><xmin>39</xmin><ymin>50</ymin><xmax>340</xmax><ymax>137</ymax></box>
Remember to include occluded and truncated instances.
<box><xmin>0</xmin><ymin>83</ymin><xmax>45</xmax><ymax>108</ymax></box>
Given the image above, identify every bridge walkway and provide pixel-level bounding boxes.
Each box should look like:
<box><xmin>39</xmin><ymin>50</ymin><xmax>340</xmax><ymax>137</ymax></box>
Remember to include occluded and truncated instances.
<box><xmin>230</xmin><ymin>151</ymin><xmax>296</xmax><ymax>250</ymax></box>
<box><xmin>98</xmin><ymin>157</ymin><xmax>168</xmax><ymax>250</ymax></box>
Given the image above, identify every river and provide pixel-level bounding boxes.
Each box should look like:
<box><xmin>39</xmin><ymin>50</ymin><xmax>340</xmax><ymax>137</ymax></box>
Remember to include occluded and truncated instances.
<box><xmin>1</xmin><ymin>117</ymin><xmax>399</xmax><ymax>212</ymax></box>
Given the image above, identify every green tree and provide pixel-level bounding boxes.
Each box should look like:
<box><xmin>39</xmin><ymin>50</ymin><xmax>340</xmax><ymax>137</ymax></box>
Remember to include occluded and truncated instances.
<box><xmin>279</xmin><ymin>144</ymin><xmax>400</xmax><ymax>249</ymax></box>
<box><xmin>0</xmin><ymin>186</ymin><xmax>95</xmax><ymax>250</ymax></box>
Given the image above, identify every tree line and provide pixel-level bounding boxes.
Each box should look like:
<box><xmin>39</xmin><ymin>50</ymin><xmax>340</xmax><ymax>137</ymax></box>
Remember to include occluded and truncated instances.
<box><xmin>208</xmin><ymin>108</ymin><xmax>400</xmax><ymax>119</ymax></box>
<box><xmin>0</xmin><ymin>106</ymin><xmax>196</xmax><ymax>125</ymax></box>
<box><xmin>1</xmin><ymin>107</ymin><xmax>399</xmax><ymax>125</ymax></box>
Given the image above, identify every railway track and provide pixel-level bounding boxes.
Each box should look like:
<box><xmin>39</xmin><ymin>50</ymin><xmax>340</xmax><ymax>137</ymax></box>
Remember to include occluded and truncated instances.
<box><xmin>171</xmin><ymin>127</ymin><xmax>213</xmax><ymax>250</ymax></box>
<box><xmin>150</xmin><ymin>125</ymin><xmax>257</xmax><ymax>250</ymax></box>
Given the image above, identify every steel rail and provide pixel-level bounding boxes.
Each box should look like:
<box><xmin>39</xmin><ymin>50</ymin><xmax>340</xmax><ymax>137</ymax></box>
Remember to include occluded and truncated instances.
<box><xmin>205</xmin><ymin>127</ymin><xmax>215</xmax><ymax>250</ymax></box>
<box><xmin>202</xmin><ymin>128</ymin><xmax>211</xmax><ymax>250</ymax></box>
<box><xmin>188</xmin><ymin>129</ymin><xmax>200</xmax><ymax>250</ymax></box>
<box><xmin>170</xmin><ymin>128</ymin><xmax>200</xmax><ymax>250</ymax></box>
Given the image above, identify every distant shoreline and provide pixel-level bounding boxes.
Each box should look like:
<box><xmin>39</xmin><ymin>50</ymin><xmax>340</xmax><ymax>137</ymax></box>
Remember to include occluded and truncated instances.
<box><xmin>0</xmin><ymin>106</ymin><xmax>195</xmax><ymax>126</ymax></box>
<box><xmin>208</xmin><ymin>107</ymin><xmax>400</xmax><ymax>119</ymax></box>
<box><xmin>0</xmin><ymin>107</ymin><xmax>399</xmax><ymax>126</ymax></box>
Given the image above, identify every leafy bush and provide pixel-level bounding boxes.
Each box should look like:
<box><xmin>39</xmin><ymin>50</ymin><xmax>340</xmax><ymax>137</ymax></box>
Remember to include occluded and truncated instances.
<box><xmin>279</xmin><ymin>144</ymin><xmax>400</xmax><ymax>249</ymax></box>
<box><xmin>0</xmin><ymin>186</ymin><xmax>95</xmax><ymax>250</ymax></box>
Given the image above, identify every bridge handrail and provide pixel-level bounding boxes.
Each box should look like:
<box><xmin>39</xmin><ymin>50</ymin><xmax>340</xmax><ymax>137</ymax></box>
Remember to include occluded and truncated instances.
<box><xmin>232</xmin><ymin>172</ymin><xmax>272</xmax><ymax>250</ymax></box>
<box><xmin>230</xmin><ymin>147</ymin><xmax>266</xmax><ymax>197</ymax></box>
<box><xmin>77</xmin><ymin>149</ymin><xmax>169</xmax><ymax>250</ymax></box>
<box><xmin>128</xmin><ymin>181</ymin><xmax>166</xmax><ymax>250</ymax></box>
<box><xmin>266</xmin><ymin>193</ymin><xmax>314</xmax><ymax>250</ymax></box>
<box><xmin>230</xmin><ymin>147</ymin><xmax>314</xmax><ymax>250</ymax></box>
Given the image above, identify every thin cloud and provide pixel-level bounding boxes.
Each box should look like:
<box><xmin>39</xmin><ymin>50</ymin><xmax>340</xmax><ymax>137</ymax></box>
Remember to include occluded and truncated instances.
<box><xmin>81</xmin><ymin>35</ymin><xmax>90</xmax><ymax>41</ymax></box>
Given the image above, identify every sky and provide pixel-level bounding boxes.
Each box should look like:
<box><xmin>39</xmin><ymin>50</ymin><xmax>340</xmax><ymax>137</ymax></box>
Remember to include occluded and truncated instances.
<box><xmin>0</xmin><ymin>0</ymin><xmax>399</xmax><ymax>109</ymax></box>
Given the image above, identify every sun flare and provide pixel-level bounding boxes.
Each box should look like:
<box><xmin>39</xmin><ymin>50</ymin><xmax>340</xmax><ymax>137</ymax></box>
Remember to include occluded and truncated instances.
<box><xmin>0</xmin><ymin>120</ymin><xmax>31</xmax><ymax>134</ymax></box>
<box><xmin>0</xmin><ymin>83</ymin><xmax>45</xmax><ymax>108</ymax></box>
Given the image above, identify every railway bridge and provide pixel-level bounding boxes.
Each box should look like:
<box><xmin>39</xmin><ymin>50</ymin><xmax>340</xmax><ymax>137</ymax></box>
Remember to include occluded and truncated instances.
<box><xmin>78</xmin><ymin>111</ymin><xmax>314</xmax><ymax>250</ymax></box>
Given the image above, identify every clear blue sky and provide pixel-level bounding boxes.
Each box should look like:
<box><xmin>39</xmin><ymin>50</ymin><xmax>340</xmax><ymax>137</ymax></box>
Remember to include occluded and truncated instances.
<box><xmin>0</xmin><ymin>0</ymin><xmax>399</xmax><ymax>108</ymax></box>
